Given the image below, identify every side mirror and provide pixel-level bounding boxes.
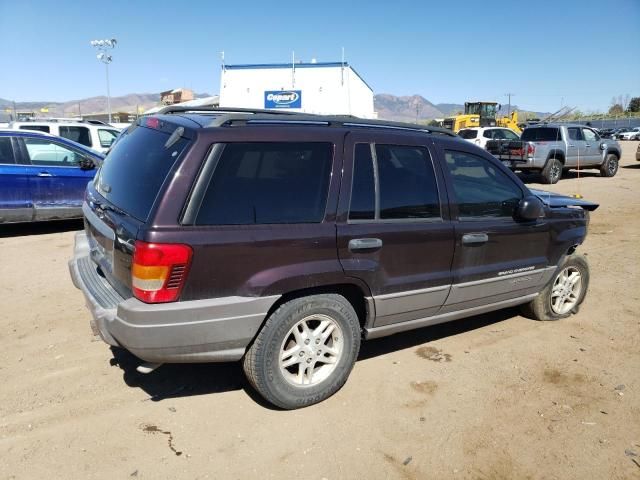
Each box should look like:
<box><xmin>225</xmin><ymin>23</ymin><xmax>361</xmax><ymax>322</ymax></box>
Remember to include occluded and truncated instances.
<box><xmin>78</xmin><ymin>157</ymin><xmax>96</xmax><ymax>170</ymax></box>
<box><xmin>517</xmin><ymin>195</ymin><xmax>545</xmax><ymax>221</ymax></box>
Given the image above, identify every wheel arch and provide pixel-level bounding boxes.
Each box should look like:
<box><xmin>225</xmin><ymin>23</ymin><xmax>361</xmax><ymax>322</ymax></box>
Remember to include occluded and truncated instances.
<box><xmin>264</xmin><ymin>281</ymin><xmax>374</xmax><ymax>333</ymax></box>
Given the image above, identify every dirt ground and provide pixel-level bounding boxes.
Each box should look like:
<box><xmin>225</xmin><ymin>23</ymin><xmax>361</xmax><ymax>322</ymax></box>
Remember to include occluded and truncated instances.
<box><xmin>1</xmin><ymin>142</ymin><xmax>639</xmax><ymax>480</ymax></box>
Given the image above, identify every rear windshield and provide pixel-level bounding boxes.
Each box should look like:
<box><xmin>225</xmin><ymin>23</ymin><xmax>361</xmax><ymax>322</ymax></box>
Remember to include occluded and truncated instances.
<box><xmin>521</xmin><ymin>127</ymin><xmax>562</xmax><ymax>141</ymax></box>
<box><xmin>94</xmin><ymin>125</ymin><xmax>190</xmax><ymax>221</ymax></box>
<box><xmin>458</xmin><ymin>129</ymin><xmax>478</xmax><ymax>139</ymax></box>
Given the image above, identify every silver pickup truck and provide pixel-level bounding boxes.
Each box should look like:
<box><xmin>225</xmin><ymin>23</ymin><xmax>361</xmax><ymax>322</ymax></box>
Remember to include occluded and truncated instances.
<box><xmin>486</xmin><ymin>123</ymin><xmax>621</xmax><ymax>184</ymax></box>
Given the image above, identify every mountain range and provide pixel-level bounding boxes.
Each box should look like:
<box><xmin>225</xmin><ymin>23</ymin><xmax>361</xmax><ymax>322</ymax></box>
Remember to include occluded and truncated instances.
<box><xmin>0</xmin><ymin>93</ymin><xmax>546</xmax><ymax>122</ymax></box>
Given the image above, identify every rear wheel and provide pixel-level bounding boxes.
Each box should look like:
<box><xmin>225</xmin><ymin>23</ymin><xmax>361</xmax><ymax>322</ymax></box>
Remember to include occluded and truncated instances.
<box><xmin>599</xmin><ymin>154</ymin><xmax>618</xmax><ymax>177</ymax></box>
<box><xmin>243</xmin><ymin>294</ymin><xmax>361</xmax><ymax>409</ymax></box>
<box><xmin>541</xmin><ymin>157</ymin><xmax>563</xmax><ymax>184</ymax></box>
<box><xmin>521</xmin><ymin>253</ymin><xmax>589</xmax><ymax>321</ymax></box>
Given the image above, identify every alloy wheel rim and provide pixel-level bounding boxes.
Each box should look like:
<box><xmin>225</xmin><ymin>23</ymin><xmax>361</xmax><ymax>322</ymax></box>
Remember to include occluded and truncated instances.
<box><xmin>608</xmin><ymin>158</ymin><xmax>617</xmax><ymax>175</ymax></box>
<box><xmin>550</xmin><ymin>266</ymin><xmax>582</xmax><ymax>315</ymax></box>
<box><xmin>550</xmin><ymin>163</ymin><xmax>561</xmax><ymax>181</ymax></box>
<box><xmin>279</xmin><ymin>314</ymin><xmax>344</xmax><ymax>387</ymax></box>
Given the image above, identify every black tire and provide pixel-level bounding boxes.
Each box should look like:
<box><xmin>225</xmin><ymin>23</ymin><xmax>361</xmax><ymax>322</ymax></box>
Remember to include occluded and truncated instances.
<box><xmin>243</xmin><ymin>294</ymin><xmax>361</xmax><ymax>409</ymax></box>
<box><xmin>520</xmin><ymin>253</ymin><xmax>590</xmax><ymax>321</ymax></box>
<box><xmin>599</xmin><ymin>154</ymin><xmax>619</xmax><ymax>177</ymax></box>
<box><xmin>541</xmin><ymin>157</ymin><xmax>563</xmax><ymax>184</ymax></box>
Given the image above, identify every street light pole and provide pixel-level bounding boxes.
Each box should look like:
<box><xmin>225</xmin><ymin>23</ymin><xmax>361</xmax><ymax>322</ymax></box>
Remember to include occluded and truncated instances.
<box><xmin>90</xmin><ymin>38</ymin><xmax>117</xmax><ymax>123</ymax></box>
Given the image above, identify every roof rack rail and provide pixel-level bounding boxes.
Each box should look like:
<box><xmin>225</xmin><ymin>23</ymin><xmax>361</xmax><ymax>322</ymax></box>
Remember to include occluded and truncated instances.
<box><xmin>155</xmin><ymin>106</ymin><xmax>299</xmax><ymax>116</ymax></box>
<box><xmin>154</xmin><ymin>107</ymin><xmax>457</xmax><ymax>137</ymax></box>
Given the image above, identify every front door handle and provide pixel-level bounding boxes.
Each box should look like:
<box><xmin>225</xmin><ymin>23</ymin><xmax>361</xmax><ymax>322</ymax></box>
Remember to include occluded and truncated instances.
<box><xmin>462</xmin><ymin>233</ymin><xmax>488</xmax><ymax>245</ymax></box>
<box><xmin>349</xmin><ymin>238</ymin><xmax>383</xmax><ymax>252</ymax></box>
<box><xmin>37</xmin><ymin>172</ymin><xmax>52</xmax><ymax>177</ymax></box>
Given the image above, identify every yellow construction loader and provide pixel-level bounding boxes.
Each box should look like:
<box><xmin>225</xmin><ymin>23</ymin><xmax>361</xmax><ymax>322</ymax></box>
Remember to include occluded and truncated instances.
<box><xmin>443</xmin><ymin>102</ymin><xmax>521</xmax><ymax>134</ymax></box>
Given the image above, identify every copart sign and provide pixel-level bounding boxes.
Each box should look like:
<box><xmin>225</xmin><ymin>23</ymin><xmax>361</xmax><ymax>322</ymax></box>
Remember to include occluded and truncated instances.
<box><xmin>264</xmin><ymin>90</ymin><xmax>302</xmax><ymax>109</ymax></box>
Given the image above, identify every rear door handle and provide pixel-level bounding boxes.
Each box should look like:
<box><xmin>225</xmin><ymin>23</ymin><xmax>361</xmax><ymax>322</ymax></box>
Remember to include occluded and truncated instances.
<box><xmin>462</xmin><ymin>233</ymin><xmax>488</xmax><ymax>245</ymax></box>
<box><xmin>349</xmin><ymin>238</ymin><xmax>383</xmax><ymax>252</ymax></box>
<box><xmin>37</xmin><ymin>172</ymin><xmax>52</xmax><ymax>177</ymax></box>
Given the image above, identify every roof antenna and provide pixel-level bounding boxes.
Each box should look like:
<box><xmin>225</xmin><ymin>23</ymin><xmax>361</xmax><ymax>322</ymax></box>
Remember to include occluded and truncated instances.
<box><xmin>292</xmin><ymin>51</ymin><xmax>295</xmax><ymax>88</ymax></box>
<box><xmin>341</xmin><ymin>47</ymin><xmax>345</xmax><ymax>86</ymax></box>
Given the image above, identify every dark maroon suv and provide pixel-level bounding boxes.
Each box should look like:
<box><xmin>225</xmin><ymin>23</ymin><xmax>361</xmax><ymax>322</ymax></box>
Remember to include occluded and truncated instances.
<box><xmin>69</xmin><ymin>108</ymin><xmax>598</xmax><ymax>409</ymax></box>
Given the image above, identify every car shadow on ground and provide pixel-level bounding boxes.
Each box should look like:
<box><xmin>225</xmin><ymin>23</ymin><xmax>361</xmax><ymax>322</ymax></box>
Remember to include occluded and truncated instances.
<box><xmin>108</xmin><ymin>307</ymin><xmax>519</xmax><ymax>408</ymax></box>
<box><xmin>622</xmin><ymin>164</ymin><xmax>640</xmax><ymax>169</ymax></box>
<box><xmin>515</xmin><ymin>170</ymin><xmax>601</xmax><ymax>184</ymax></box>
<box><xmin>0</xmin><ymin>219</ymin><xmax>83</xmax><ymax>238</ymax></box>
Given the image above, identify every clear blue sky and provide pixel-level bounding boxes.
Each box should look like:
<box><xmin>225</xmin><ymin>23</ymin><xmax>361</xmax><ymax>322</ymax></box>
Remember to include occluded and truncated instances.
<box><xmin>1</xmin><ymin>0</ymin><xmax>638</xmax><ymax>112</ymax></box>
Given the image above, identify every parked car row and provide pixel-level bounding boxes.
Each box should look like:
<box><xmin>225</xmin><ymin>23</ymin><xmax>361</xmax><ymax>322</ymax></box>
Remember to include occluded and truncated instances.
<box><xmin>8</xmin><ymin>120</ymin><xmax>121</xmax><ymax>153</ymax></box>
<box><xmin>599</xmin><ymin>127</ymin><xmax>640</xmax><ymax>140</ymax></box>
<box><xmin>0</xmin><ymin>129</ymin><xmax>104</xmax><ymax>223</ymax></box>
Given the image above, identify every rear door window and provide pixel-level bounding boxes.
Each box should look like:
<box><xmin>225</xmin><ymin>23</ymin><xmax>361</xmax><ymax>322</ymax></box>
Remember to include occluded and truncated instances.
<box><xmin>94</xmin><ymin>125</ymin><xmax>191</xmax><ymax>221</ymax></box>
<box><xmin>349</xmin><ymin>144</ymin><xmax>375</xmax><ymax>220</ymax></box>
<box><xmin>377</xmin><ymin>145</ymin><xmax>440</xmax><ymax>219</ymax></box>
<box><xmin>59</xmin><ymin>126</ymin><xmax>92</xmax><ymax>147</ymax></box>
<box><xmin>195</xmin><ymin>142</ymin><xmax>333</xmax><ymax>225</ymax></box>
<box><xmin>521</xmin><ymin>128</ymin><xmax>562</xmax><ymax>141</ymax></box>
<box><xmin>348</xmin><ymin>144</ymin><xmax>440</xmax><ymax>221</ymax></box>
<box><xmin>483</xmin><ymin>130</ymin><xmax>494</xmax><ymax>139</ymax></box>
<box><xmin>0</xmin><ymin>137</ymin><xmax>16</xmax><ymax>164</ymax></box>
<box><xmin>567</xmin><ymin>127</ymin><xmax>583</xmax><ymax>141</ymax></box>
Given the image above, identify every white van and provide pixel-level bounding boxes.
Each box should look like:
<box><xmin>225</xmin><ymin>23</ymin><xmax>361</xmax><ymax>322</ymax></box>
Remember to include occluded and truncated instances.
<box><xmin>9</xmin><ymin>120</ymin><xmax>121</xmax><ymax>153</ymax></box>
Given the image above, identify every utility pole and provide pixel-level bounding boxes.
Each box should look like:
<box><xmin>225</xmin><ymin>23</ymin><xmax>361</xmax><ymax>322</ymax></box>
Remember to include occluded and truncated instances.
<box><xmin>505</xmin><ymin>93</ymin><xmax>515</xmax><ymax>116</ymax></box>
<box><xmin>90</xmin><ymin>38</ymin><xmax>117</xmax><ymax>123</ymax></box>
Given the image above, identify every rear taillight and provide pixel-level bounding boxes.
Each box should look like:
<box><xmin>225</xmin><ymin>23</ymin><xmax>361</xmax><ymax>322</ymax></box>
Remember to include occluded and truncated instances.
<box><xmin>527</xmin><ymin>143</ymin><xmax>535</xmax><ymax>156</ymax></box>
<box><xmin>131</xmin><ymin>241</ymin><xmax>192</xmax><ymax>303</ymax></box>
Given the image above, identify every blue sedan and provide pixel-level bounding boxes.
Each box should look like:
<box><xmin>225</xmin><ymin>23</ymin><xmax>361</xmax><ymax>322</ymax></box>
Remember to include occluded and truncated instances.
<box><xmin>0</xmin><ymin>129</ymin><xmax>105</xmax><ymax>223</ymax></box>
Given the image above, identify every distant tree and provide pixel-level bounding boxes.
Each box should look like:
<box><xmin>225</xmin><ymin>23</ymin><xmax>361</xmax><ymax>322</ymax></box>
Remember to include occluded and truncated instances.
<box><xmin>427</xmin><ymin>119</ymin><xmax>442</xmax><ymax>127</ymax></box>
<box><xmin>627</xmin><ymin>97</ymin><xmax>640</xmax><ymax>113</ymax></box>
<box><xmin>608</xmin><ymin>104</ymin><xmax>624</xmax><ymax>115</ymax></box>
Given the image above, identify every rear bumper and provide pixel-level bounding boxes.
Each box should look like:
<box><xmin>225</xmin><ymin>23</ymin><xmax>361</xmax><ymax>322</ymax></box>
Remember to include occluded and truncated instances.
<box><xmin>68</xmin><ymin>232</ymin><xmax>279</xmax><ymax>363</ymax></box>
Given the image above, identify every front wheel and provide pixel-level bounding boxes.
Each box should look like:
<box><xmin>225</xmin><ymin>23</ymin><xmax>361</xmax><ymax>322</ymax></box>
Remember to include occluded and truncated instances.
<box><xmin>599</xmin><ymin>154</ymin><xmax>618</xmax><ymax>177</ymax></box>
<box><xmin>520</xmin><ymin>253</ymin><xmax>590</xmax><ymax>321</ymax></box>
<box><xmin>243</xmin><ymin>294</ymin><xmax>361</xmax><ymax>409</ymax></box>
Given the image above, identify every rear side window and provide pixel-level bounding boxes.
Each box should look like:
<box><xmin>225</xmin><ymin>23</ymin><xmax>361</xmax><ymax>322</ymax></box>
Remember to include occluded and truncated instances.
<box><xmin>195</xmin><ymin>142</ymin><xmax>332</xmax><ymax>225</ymax></box>
<box><xmin>0</xmin><ymin>137</ymin><xmax>16</xmax><ymax>164</ymax></box>
<box><xmin>458</xmin><ymin>130</ymin><xmax>478</xmax><ymax>139</ymax></box>
<box><xmin>483</xmin><ymin>130</ymin><xmax>494</xmax><ymax>139</ymax></box>
<box><xmin>445</xmin><ymin>150</ymin><xmax>522</xmax><ymax>218</ymax></box>
<box><xmin>521</xmin><ymin>128</ymin><xmax>562</xmax><ymax>141</ymax></box>
<box><xmin>94</xmin><ymin>125</ymin><xmax>190</xmax><ymax>222</ymax></box>
<box><xmin>59</xmin><ymin>126</ymin><xmax>92</xmax><ymax>147</ymax></box>
<box><xmin>19</xmin><ymin>125</ymin><xmax>50</xmax><ymax>133</ymax></box>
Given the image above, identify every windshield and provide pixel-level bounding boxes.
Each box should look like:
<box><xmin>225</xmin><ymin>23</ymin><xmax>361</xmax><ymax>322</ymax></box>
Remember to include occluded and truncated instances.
<box><xmin>465</xmin><ymin>103</ymin><xmax>497</xmax><ymax>118</ymax></box>
<box><xmin>94</xmin><ymin>125</ymin><xmax>190</xmax><ymax>221</ymax></box>
<box><xmin>480</xmin><ymin>104</ymin><xmax>497</xmax><ymax>118</ymax></box>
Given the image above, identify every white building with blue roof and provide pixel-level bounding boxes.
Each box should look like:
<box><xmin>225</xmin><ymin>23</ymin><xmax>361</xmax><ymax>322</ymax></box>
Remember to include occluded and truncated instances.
<box><xmin>219</xmin><ymin>61</ymin><xmax>376</xmax><ymax>119</ymax></box>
